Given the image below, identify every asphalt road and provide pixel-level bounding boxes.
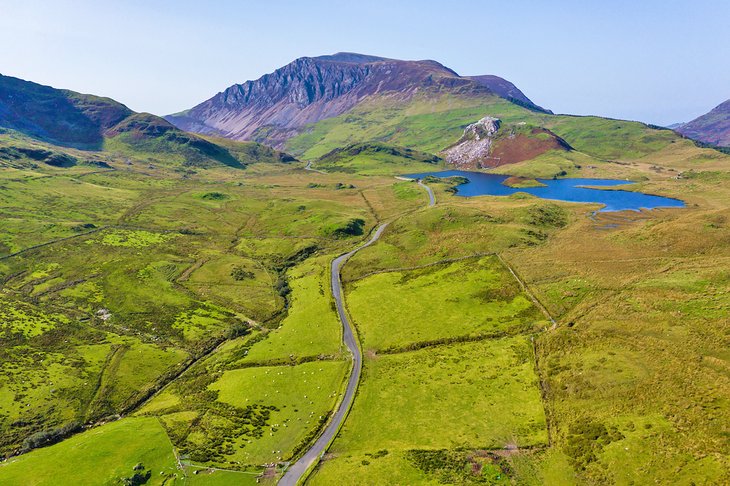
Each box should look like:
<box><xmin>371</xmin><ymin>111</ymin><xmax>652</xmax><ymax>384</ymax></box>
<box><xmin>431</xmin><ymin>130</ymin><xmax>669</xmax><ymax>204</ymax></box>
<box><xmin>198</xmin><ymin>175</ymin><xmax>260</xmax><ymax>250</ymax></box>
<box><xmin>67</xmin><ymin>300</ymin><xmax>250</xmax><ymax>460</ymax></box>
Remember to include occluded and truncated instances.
<box><xmin>417</xmin><ymin>179</ymin><xmax>435</xmax><ymax>207</ymax></box>
<box><xmin>278</xmin><ymin>223</ymin><xmax>389</xmax><ymax>486</ymax></box>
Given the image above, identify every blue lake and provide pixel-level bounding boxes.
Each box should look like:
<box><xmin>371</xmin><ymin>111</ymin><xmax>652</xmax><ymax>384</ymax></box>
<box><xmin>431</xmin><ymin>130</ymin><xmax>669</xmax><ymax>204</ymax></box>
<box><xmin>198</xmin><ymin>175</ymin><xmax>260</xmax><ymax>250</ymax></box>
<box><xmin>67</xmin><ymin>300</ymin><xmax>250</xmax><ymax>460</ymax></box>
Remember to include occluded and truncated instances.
<box><xmin>403</xmin><ymin>170</ymin><xmax>685</xmax><ymax>212</ymax></box>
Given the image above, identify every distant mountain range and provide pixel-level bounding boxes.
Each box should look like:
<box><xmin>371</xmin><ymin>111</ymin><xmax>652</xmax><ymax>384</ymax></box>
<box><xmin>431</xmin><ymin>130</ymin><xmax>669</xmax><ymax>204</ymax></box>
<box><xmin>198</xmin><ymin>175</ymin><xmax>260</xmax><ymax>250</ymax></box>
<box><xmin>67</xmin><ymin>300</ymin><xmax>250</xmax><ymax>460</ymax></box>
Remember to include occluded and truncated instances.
<box><xmin>0</xmin><ymin>74</ymin><xmax>292</xmax><ymax>167</ymax></box>
<box><xmin>165</xmin><ymin>52</ymin><xmax>550</xmax><ymax>149</ymax></box>
<box><xmin>676</xmin><ymin>99</ymin><xmax>730</xmax><ymax>147</ymax></box>
<box><xmin>3</xmin><ymin>52</ymin><xmax>721</xmax><ymax>174</ymax></box>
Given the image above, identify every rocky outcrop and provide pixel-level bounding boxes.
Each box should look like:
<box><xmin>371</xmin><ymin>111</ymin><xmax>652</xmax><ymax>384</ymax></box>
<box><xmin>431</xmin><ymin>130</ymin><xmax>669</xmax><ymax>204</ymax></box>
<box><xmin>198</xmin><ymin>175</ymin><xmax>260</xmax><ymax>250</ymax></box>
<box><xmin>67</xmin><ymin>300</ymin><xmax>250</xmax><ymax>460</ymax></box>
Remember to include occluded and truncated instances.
<box><xmin>677</xmin><ymin>99</ymin><xmax>730</xmax><ymax>147</ymax></box>
<box><xmin>444</xmin><ymin>117</ymin><xmax>502</xmax><ymax>168</ymax></box>
<box><xmin>165</xmin><ymin>53</ymin><xmax>544</xmax><ymax>149</ymax></box>
<box><xmin>444</xmin><ymin>118</ymin><xmax>572</xmax><ymax>169</ymax></box>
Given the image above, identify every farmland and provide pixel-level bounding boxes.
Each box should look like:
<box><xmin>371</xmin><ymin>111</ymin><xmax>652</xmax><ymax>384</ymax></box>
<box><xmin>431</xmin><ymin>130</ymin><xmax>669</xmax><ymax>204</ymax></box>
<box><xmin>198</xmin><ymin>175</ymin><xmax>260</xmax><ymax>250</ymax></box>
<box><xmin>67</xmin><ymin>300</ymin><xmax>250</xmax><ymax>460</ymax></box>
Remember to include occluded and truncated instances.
<box><xmin>0</xmin><ymin>84</ymin><xmax>729</xmax><ymax>485</ymax></box>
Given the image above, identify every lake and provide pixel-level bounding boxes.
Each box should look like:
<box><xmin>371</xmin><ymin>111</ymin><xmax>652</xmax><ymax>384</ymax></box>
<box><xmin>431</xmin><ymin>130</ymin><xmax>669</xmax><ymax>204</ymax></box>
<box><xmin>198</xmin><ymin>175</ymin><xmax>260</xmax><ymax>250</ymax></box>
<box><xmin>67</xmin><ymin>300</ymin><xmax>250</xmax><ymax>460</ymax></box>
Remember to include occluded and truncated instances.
<box><xmin>402</xmin><ymin>170</ymin><xmax>685</xmax><ymax>212</ymax></box>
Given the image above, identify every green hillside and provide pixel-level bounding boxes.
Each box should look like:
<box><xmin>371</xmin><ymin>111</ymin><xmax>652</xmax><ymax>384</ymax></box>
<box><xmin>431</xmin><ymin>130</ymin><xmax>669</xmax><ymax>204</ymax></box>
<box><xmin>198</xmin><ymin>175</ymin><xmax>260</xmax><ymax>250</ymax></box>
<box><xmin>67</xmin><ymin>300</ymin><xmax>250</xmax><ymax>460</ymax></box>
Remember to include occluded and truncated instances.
<box><xmin>286</xmin><ymin>90</ymin><xmax>685</xmax><ymax>169</ymax></box>
<box><xmin>0</xmin><ymin>69</ymin><xmax>729</xmax><ymax>486</ymax></box>
<box><xmin>0</xmin><ymin>75</ymin><xmax>292</xmax><ymax>169</ymax></box>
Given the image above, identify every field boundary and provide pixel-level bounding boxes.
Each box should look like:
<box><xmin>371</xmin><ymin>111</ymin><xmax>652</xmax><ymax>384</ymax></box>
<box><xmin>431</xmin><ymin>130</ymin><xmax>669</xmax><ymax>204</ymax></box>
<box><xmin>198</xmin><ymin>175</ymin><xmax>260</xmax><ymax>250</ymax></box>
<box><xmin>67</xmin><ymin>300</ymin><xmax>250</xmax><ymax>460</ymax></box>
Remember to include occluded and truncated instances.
<box><xmin>347</xmin><ymin>252</ymin><xmax>495</xmax><ymax>282</ymax></box>
<box><xmin>495</xmin><ymin>253</ymin><xmax>556</xmax><ymax>329</ymax></box>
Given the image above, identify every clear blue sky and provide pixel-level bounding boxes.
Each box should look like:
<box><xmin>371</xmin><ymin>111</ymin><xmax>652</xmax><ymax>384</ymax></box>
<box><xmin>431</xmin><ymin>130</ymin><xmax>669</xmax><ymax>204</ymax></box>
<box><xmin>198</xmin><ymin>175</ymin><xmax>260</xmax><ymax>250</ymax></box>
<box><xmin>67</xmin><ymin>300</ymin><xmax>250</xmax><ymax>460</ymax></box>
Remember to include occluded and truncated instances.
<box><xmin>1</xmin><ymin>0</ymin><xmax>728</xmax><ymax>125</ymax></box>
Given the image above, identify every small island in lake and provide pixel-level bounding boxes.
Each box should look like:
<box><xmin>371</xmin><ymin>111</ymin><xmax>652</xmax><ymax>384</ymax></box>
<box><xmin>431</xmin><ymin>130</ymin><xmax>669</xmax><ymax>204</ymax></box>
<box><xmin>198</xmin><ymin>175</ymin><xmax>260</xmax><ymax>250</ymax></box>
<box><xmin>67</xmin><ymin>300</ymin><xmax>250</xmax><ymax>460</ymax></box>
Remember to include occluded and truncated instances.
<box><xmin>501</xmin><ymin>176</ymin><xmax>547</xmax><ymax>188</ymax></box>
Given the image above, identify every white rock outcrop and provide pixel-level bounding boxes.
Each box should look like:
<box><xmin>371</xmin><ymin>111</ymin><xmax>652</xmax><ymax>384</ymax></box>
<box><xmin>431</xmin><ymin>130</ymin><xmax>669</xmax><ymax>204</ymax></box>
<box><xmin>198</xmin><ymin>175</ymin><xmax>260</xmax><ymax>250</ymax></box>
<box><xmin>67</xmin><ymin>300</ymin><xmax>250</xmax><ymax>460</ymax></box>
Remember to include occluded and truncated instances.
<box><xmin>445</xmin><ymin>116</ymin><xmax>501</xmax><ymax>168</ymax></box>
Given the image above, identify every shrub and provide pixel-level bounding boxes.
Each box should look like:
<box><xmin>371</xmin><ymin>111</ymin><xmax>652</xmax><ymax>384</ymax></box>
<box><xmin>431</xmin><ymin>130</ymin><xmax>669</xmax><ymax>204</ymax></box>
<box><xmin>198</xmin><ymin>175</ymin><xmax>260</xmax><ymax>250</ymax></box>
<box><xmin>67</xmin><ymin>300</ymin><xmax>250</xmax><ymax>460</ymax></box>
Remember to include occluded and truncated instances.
<box><xmin>120</xmin><ymin>468</ymin><xmax>152</xmax><ymax>485</ymax></box>
<box><xmin>200</xmin><ymin>191</ymin><xmax>228</xmax><ymax>200</ymax></box>
<box><xmin>21</xmin><ymin>421</ymin><xmax>82</xmax><ymax>452</ymax></box>
<box><xmin>325</xmin><ymin>218</ymin><xmax>365</xmax><ymax>238</ymax></box>
<box><xmin>563</xmin><ymin>419</ymin><xmax>624</xmax><ymax>470</ymax></box>
<box><xmin>44</xmin><ymin>153</ymin><xmax>77</xmax><ymax>167</ymax></box>
<box><xmin>231</xmin><ymin>266</ymin><xmax>255</xmax><ymax>281</ymax></box>
<box><xmin>528</xmin><ymin>204</ymin><xmax>568</xmax><ymax>228</ymax></box>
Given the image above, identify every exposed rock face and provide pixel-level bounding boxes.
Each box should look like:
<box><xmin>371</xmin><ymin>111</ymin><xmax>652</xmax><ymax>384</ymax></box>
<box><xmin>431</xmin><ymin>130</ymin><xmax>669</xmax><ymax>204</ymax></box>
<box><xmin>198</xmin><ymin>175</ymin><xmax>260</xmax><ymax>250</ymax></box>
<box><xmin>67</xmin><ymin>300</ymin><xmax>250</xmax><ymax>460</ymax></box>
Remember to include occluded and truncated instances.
<box><xmin>677</xmin><ymin>99</ymin><xmax>730</xmax><ymax>147</ymax></box>
<box><xmin>444</xmin><ymin>118</ymin><xmax>572</xmax><ymax>169</ymax></box>
<box><xmin>444</xmin><ymin>117</ymin><xmax>502</xmax><ymax>168</ymax></box>
<box><xmin>165</xmin><ymin>53</ymin><xmax>543</xmax><ymax>148</ymax></box>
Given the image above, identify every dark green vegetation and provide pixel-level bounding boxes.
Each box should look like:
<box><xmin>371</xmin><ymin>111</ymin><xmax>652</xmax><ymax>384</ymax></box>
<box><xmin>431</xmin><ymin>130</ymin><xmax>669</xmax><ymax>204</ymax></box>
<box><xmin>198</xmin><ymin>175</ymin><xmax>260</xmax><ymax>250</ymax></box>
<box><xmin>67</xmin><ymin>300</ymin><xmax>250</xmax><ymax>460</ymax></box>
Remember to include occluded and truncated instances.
<box><xmin>0</xmin><ymin>65</ymin><xmax>729</xmax><ymax>485</ymax></box>
<box><xmin>314</xmin><ymin>143</ymin><xmax>442</xmax><ymax>175</ymax></box>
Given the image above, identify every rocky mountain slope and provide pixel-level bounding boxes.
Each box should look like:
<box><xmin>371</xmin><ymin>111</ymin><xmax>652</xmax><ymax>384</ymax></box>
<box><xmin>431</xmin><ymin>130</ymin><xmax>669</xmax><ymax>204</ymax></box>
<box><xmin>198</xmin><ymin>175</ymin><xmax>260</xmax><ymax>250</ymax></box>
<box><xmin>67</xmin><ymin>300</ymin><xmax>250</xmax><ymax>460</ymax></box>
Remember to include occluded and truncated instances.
<box><xmin>677</xmin><ymin>99</ymin><xmax>730</xmax><ymax>147</ymax></box>
<box><xmin>0</xmin><ymin>74</ymin><xmax>292</xmax><ymax>167</ymax></box>
<box><xmin>165</xmin><ymin>52</ymin><xmax>546</xmax><ymax>148</ymax></box>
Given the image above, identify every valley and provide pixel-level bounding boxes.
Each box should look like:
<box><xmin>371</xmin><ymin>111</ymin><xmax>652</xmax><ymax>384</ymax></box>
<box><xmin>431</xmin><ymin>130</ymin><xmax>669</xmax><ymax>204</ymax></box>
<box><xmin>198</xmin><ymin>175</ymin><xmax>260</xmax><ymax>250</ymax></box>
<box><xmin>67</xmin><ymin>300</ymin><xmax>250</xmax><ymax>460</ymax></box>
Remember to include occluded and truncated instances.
<box><xmin>0</xmin><ymin>51</ymin><xmax>728</xmax><ymax>486</ymax></box>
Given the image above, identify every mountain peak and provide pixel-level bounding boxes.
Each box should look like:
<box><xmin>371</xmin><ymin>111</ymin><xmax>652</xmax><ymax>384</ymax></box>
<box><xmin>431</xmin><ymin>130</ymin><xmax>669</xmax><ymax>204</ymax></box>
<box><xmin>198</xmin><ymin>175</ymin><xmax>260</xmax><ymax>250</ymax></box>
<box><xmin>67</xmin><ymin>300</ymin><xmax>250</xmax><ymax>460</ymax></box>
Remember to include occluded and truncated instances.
<box><xmin>165</xmin><ymin>54</ymin><xmax>544</xmax><ymax>148</ymax></box>
<box><xmin>312</xmin><ymin>52</ymin><xmax>390</xmax><ymax>63</ymax></box>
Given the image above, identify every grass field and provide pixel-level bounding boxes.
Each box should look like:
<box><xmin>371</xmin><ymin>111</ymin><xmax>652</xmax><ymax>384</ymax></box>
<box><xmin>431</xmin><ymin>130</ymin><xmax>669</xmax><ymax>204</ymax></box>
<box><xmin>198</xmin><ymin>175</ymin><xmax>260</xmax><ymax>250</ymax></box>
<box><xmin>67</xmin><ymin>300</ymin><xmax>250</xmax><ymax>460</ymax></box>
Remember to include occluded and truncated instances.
<box><xmin>0</xmin><ymin>130</ymin><xmax>414</xmax><ymax>468</ymax></box>
<box><xmin>138</xmin><ymin>354</ymin><xmax>349</xmax><ymax>469</ymax></box>
<box><xmin>346</xmin><ymin>256</ymin><xmax>547</xmax><ymax>351</ymax></box>
<box><xmin>241</xmin><ymin>256</ymin><xmax>344</xmax><ymax>363</ymax></box>
<box><xmin>1</xmin><ymin>82</ymin><xmax>729</xmax><ymax>485</ymax></box>
<box><xmin>209</xmin><ymin>360</ymin><xmax>348</xmax><ymax>464</ymax></box>
<box><xmin>332</xmin><ymin>336</ymin><xmax>547</xmax><ymax>453</ymax></box>
<box><xmin>0</xmin><ymin>417</ymin><xmax>181</xmax><ymax>485</ymax></box>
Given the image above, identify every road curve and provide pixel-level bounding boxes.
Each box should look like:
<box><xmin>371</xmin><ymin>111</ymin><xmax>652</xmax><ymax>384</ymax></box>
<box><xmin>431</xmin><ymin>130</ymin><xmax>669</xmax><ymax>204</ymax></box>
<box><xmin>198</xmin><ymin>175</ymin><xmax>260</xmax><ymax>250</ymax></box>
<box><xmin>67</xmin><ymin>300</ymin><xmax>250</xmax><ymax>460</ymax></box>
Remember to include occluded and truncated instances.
<box><xmin>279</xmin><ymin>223</ymin><xmax>389</xmax><ymax>486</ymax></box>
<box><xmin>417</xmin><ymin>180</ymin><xmax>435</xmax><ymax>207</ymax></box>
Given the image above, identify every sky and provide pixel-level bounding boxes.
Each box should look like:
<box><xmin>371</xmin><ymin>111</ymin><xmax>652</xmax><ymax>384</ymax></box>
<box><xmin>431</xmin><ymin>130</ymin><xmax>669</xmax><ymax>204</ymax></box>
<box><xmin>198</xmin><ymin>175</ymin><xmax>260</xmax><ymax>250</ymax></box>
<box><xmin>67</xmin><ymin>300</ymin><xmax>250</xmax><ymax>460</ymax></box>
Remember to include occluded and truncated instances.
<box><xmin>1</xmin><ymin>0</ymin><xmax>728</xmax><ymax>125</ymax></box>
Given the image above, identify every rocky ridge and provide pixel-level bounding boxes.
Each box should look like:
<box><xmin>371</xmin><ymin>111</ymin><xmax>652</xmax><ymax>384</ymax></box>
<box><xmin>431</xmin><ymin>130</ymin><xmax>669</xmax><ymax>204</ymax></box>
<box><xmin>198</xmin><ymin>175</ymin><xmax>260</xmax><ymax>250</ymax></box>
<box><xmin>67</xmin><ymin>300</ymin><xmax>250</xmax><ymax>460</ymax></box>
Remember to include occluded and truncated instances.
<box><xmin>165</xmin><ymin>53</ymin><xmax>544</xmax><ymax>148</ymax></box>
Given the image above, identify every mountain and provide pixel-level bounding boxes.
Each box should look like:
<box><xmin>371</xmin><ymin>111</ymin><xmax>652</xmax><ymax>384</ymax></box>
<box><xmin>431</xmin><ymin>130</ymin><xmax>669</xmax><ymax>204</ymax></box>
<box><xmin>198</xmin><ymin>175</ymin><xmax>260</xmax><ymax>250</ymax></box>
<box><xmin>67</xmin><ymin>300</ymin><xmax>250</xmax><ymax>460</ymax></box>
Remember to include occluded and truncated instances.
<box><xmin>165</xmin><ymin>52</ymin><xmax>547</xmax><ymax>148</ymax></box>
<box><xmin>465</xmin><ymin>75</ymin><xmax>550</xmax><ymax>113</ymax></box>
<box><xmin>676</xmin><ymin>99</ymin><xmax>730</xmax><ymax>147</ymax></box>
<box><xmin>0</xmin><ymin>74</ymin><xmax>132</xmax><ymax>149</ymax></box>
<box><xmin>0</xmin><ymin>74</ymin><xmax>293</xmax><ymax>167</ymax></box>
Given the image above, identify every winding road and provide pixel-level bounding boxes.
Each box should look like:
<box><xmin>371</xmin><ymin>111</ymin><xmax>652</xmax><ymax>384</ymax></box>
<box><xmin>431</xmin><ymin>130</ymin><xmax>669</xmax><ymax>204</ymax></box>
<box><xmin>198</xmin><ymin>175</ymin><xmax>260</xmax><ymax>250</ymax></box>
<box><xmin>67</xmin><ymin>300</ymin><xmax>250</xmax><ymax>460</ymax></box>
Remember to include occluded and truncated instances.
<box><xmin>418</xmin><ymin>179</ymin><xmax>435</xmax><ymax>207</ymax></box>
<box><xmin>279</xmin><ymin>223</ymin><xmax>389</xmax><ymax>486</ymax></box>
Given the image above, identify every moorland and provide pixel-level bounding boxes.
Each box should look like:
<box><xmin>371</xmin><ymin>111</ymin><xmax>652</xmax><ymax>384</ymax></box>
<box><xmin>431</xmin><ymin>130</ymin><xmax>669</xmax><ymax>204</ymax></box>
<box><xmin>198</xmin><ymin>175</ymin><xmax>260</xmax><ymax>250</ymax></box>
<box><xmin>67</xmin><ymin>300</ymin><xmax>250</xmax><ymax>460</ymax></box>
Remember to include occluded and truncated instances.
<box><xmin>0</xmin><ymin>54</ymin><xmax>728</xmax><ymax>485</ymax></box>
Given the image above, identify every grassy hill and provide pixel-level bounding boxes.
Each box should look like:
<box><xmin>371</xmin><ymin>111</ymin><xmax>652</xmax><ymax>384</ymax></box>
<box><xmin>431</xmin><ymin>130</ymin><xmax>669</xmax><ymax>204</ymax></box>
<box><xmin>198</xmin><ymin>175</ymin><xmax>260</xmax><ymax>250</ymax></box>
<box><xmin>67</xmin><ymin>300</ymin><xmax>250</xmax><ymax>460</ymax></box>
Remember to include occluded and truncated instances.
<box><xmin>0</xmin><ymin>74</ymin><xmax>132</xmax><ymax>149</ymax></box>
<box><xmin>0</xmin><ymin>74</ymin><xmax>293</xmax><ymax>169</ymax></box>
<box><xmin>286</xmin><ymin>89</ymin><xmax>690</xmax><ymax>167</ymax></box>
<box><xmin>313</xmin><ymin>142</ymin><xmax>443</xmax><ymax>175</ymax></box>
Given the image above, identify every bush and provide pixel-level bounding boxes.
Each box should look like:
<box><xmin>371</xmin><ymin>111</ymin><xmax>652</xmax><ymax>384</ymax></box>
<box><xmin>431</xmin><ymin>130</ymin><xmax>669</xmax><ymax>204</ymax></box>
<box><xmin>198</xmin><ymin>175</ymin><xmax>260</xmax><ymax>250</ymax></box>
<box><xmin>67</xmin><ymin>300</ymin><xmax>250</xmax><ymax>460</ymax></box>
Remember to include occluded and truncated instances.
<box><xmin>528</xmin><ymin>204</ymin><xmax>568</xmax><ymax>228</ymax></box>
<box><xmin>326</xmin><ymin>218</ymin><xmax>365</xmax><ymax>238</ymax></box>
<box><xmin>72</xmin><ymin>223</ymin><xmax>97</xmax><ymax>232</ymax></box>
<box><xmin>120</xmin><ymin>468</ymin><xmax>151</xmax><ymax>485</ymax></box>
<box><xmin>44</xmin><ymin>153</ymin><xmax>77</xmax><ymax>167</ymax></box>
<box><xmin>563</xmin><ymin>419</ymin><xmax>624</xmax><ymax>470</ymax></box>
<box><xmin>200</xmin><ymin>191</ymin><xmax>228</xmax><ymax>200</ymax></box>
<box><xmin>231</xmin><ymin>266</ymin><xmax>255</xmax><ymax>280</ymax></box>
<box><xmin>226</xmin><ymin>321</ymin><xmax>250</xmax><ymax>339</ymax></box>
<box><xmin>21</xmin><ymin>421</ymin><xmax>82</xmax><ymax>452</ymax></box>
